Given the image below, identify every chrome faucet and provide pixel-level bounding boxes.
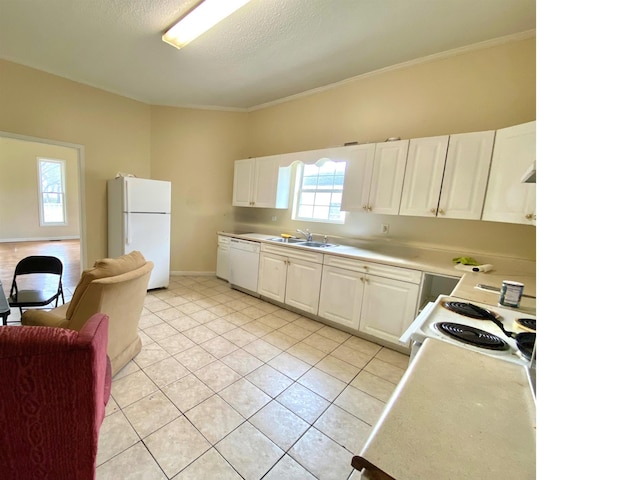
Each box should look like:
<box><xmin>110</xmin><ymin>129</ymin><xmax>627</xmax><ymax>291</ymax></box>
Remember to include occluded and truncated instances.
<box><xmin>296</xmin><ymin>228</ymin><xmax>313</xmax><ymax>242</ymax></box>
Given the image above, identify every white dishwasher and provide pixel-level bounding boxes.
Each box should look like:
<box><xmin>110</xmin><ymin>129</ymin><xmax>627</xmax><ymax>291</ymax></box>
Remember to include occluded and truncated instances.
<box><xmin>216</xmin><ymin>235</ymin><xmax>230</xmax><ymax>280</ymax></box>
<box><xmin>229</xmin><ymin>238</ymin><xmax>261</xmax><ymax>295</ymax></box>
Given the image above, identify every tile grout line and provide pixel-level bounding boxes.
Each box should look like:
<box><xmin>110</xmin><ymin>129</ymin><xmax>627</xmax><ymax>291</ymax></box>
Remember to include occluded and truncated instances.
<box><xmin>100</xmin><ymin>277</ymin><xmax>408</xmax><ymax>479</ymax></box>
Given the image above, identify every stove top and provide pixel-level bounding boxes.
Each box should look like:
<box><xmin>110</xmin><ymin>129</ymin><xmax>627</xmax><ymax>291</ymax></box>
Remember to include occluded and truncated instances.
<box><xmin>409</xmin><ymin>295</ymin><xmax>536</xmax><ymax>366</ymax></box>
<box><xmin>435</xmin><ymin>322</ymin><xmax>510</xmax><ymax>351</ymax></box>
<box><xmin>442</xmin><ymin>301</ymin><xmax>497</xmax><ymax>319</ymax></box>
<box><xmin>515</xmin><ymin>318</ymin><xmax>536</xmax><ymax>332</ymax></box>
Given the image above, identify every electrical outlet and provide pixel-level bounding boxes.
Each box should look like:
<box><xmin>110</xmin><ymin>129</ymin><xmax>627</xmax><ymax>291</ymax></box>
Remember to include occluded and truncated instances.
<box><xmin>271</xmin><ymin>216</ymin><xmax>277</xmax><ymax>222</ymax></box>
<box><xmin>381</xmin><ymin>224</ymin><xmax>389</xmax><ymax>234</ymax></box>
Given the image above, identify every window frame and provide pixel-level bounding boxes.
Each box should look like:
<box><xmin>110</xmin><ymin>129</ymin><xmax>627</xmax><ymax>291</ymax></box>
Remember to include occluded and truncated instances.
<box><xmin>291</xmin><ymin>160</ymin><xmax>347</xmax><ymax>224</ymax></box>
<box><xmin>37</xmin><ymin>157</ymin><xmax>68</xmax><ymax>226</ymax></box>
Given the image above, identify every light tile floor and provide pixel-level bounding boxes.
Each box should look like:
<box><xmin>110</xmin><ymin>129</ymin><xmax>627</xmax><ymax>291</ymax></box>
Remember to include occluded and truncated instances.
<box><xmin>96</xmin><ymin>276</ymin><xmax>410</xmax><ymax>480</ymax></box>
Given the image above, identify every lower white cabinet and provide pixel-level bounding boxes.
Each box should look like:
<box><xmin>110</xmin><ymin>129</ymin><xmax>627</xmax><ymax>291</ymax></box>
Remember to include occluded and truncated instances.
<box><xmin>359</xmin><ymin>274</ymin><xmax>421</xmax><ymax>343</ymax></box>
<box><xmin>318</xmin><ymin>256</ymin><xmax>421</xmax><ymax>345</ymax></box>
<box><xmin>317</xmin><ymin>266</ymin><xmax>365</xmax><ymax>330</ymax></box>
<box><xmin>258</xmin><ymin>244</ymin><xmax>323</xmax><ymax>315</ymax></box>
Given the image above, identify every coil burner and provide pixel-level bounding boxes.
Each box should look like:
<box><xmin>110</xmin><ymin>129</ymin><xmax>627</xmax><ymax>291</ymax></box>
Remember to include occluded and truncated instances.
<box><xmin>435</xmin><ymin>322</ymin><xmax>509</xmax><ymax>351</ymax></box>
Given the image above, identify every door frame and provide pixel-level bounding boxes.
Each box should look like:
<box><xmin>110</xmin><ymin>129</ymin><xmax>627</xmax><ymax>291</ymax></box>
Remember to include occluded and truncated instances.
<box><xmin>0</xmin><ymin>130</ymin><xmax>87</xmax><ymax>270</ymax></box>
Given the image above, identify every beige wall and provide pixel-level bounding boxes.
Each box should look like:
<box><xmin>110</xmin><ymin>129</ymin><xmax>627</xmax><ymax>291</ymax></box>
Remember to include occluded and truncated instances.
<box><xmin>0</xmin><ymin>137</ymin><xmax>80</xmax><ymax>240</ymax></box>
<box><xmin>247</xmin><ymin>37</ymin><xmax>535</xmax><ymax>156</ymax></box>
<box><xmin>0</xmin><ymin>60</ymin><xmax>151</xmax><ymax>265</ymax></box>
<box><xmin>150</xmin><ymin>106</ymin><xmax>248</xmax><ymax>272</ymax></box>
<box><xmin>0</xmin><ymin>34</ymin><xmax>536</xmax><ymax>272</ymax></box>
<box><xmin>240</xmin><ymin>36</ymin><xmax>536</xmax><ymax>260</ymax></box>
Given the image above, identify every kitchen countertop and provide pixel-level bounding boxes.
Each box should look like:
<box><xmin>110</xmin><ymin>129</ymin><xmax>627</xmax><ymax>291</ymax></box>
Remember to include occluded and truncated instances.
<box><xmin>351</xmin><ymin>339</ymin><xmax>536</xmax><ymax>479</ymax></box>
<box><xmin>218</xmin><ymin>231</ymin><xmax>536</xmax><ymax>313</ymax></box>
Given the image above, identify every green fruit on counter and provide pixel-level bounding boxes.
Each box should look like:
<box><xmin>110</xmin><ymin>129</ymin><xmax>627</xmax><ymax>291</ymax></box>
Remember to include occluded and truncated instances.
<box><xmin>452</xmin><ymin>256</ymin><xmax>480</xmax><ymax>266</ymax></box>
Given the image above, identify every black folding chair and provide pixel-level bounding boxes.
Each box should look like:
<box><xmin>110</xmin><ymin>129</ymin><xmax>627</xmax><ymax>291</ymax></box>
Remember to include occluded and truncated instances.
<box><xmin>8</xmin><ymin>256</ymin><xmax>65</xmax><ymax>315</ymax></box>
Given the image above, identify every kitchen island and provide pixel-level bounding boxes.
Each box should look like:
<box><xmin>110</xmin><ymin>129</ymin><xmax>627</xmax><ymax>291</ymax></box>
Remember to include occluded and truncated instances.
<box><xmin>351</xmin><ymin>338</ymin><xmax>536</xmax><ymax>479</ymax></box>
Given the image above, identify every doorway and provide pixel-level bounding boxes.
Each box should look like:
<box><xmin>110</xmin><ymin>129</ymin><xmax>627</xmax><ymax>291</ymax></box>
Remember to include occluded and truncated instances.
<box><xmin>0</xmin><ymin>131</ymin><xmax>86</xmax><ymax>305</ymax></box>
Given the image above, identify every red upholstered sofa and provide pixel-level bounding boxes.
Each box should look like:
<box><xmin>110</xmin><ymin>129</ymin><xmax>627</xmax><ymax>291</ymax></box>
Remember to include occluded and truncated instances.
<box><xmin>0</xmin><ymin>313</ymin><xmax>111</xmax><ymax>480</ymax></box>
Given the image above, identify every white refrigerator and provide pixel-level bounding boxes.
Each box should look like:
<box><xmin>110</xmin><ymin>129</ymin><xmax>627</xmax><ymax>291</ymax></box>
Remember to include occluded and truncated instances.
<box><xmin>107</xmin><ymin>177</ymin><xmax>171</xmax><ymax>289</ymax></box>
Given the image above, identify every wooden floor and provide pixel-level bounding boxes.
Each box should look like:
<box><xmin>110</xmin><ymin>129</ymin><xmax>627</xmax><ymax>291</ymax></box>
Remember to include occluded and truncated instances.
<box><xmin>0</xmin><ymin>239</ymin><xmax>81</xmax><ymax>298</ymax></box>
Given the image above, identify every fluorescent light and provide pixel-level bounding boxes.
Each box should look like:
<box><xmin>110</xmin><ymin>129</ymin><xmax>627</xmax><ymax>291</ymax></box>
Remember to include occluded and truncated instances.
<box><xmin>162</xmin><ymin>0</ymin><xmax>250</xmax><ymax>49</ymax></box>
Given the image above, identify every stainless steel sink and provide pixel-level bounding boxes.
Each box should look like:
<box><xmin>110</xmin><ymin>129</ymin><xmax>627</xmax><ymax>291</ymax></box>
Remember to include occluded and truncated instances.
<box><xmin>267</xmin><ymin>237</ymin><xmax>305</xmax><ymax>244</ymax></box>
<box><xmin>267</xmin><ymin>238</ymin><xmax>337</xmax><ymax>248</ymax></box>
<box><xmin>298</xmin><ymin>241</ymin><xmax>338</xmax><ymax>248</ymax></box>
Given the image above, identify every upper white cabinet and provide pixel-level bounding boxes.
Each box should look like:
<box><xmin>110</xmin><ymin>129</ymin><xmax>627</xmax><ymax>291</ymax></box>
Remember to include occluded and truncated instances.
<box><xmin>399</xmin><ymin>131</ymin><xmax>495</xmax><ymax>220</ymax></box>
<box><xmin>482</xmin><ymin>121</ymin><xmax>536</xmax><ymax>225</ymax></box>
<box><xmin>398</xmin><ymin>136</ymin><xmax>449</xmax><ymax>217</ymax></box>
<box><xmin>341</xmin><ymin>140</ymin><xmax>409</xmax><ymax>215</ymax></box>
<box><xmin>232</xmin><ymin>155</ymin><xmax>292</xmax><ymax>208</ymax></box>
<box><xmin>231</xmin><ymin>122</ymin><xmax>534</xmax><ymax>223</ymax></box>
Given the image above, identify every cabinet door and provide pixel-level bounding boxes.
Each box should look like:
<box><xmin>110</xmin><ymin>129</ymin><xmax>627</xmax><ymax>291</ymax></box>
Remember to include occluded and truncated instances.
<box><xmin>317</xmin><ymin>266</ymin><xmax>365</xmax><ymax>329</ymax></box>
<box><xmin>232</xmin><ymin>159</ymin><xmax>254</xmax><ymax>207</ymax></box>
<box><xmin>258</xmin><ymin>253</ymin><xmax>287</xmax><ymax>303</ymax></box>
<box><xmin>340</xmin><ymin>144</ymin><xmax>377</xmax><ymax>212</ymax></box>
<box><xmin>232</xmin><ymin>156</ymin><xmax>291</xmax><ymax>209</ymax></box>
<box><xmin>482</xmin><ymin>121</ymin><xmax>536</xmax><ymax>225</ymax></box>
<box><xmin>360</xmin><ymin>275</ymin><xmax>420</xmax><ymax>345</ymax></box>
<box><xmin>399</xmin><ymin>136</ymin><xmax>449</xmax><ymax>217</ymax></box>
<box><xmin>285</xmin><ymin>259</ymin><xmax>323</xmax><ymax>315</ymax></box>
<box><xmin>253</xmin><ymin>155</ymin><xmax>291</xmax><ymax>208</ymax></box>
<box><xmin>438</xmin><ymin>130</ymin><xmax>495</xmax><ymax>220</ymax></box>
<box><xmin>368</xmin><ymin>140</ymin><xmax>409</xmax><ymax>215</ymax></box>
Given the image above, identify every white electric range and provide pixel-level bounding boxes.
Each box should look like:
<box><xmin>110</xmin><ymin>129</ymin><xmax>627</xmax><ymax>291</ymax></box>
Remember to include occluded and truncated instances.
<box><xmin>401</xmin><ymin>294</ymin><xmax>536</xmax><ymax>367</ymax></box>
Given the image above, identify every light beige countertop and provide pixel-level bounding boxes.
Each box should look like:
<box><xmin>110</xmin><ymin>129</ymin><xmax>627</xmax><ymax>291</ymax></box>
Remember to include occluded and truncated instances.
<box><xmin>352</xmin><ymin>339</ymin><xmax>536</xmax><ymax>479</ymax></box>
<box><xmin>218</xmin><ymin>231</ymin><xmax>536</xmax><ymax>313</ymax></box>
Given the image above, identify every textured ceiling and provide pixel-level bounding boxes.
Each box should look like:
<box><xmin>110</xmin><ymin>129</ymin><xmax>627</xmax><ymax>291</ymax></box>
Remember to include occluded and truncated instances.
<box><xmin>0</xmin><ymin>0</ymin><xmax>536</xmax><ymax>110</ymax></box>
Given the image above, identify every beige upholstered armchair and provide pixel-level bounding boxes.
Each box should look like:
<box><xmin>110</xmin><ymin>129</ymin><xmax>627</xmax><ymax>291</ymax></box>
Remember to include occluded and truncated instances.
<box><xmin>22</xmin><ymin>251</ymin><xmax>153</xmax><ymax>375</ymax></box>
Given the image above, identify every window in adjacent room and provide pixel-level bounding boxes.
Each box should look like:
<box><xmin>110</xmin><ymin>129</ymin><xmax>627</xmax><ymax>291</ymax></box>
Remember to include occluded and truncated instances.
<box><xmin>292</xmin><ymin>160</ymin><xmax>346</xmax><ymax>223</ymax></box>
<box><xmin>38</xmin><ymin>158</ymin><xmax>67</xmax><ymax>225</ymax></box>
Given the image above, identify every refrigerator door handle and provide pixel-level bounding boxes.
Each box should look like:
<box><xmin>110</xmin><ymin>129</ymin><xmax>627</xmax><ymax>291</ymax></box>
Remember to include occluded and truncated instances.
<box><xmin>125</xmin><ymin>179</ymin><xmax>130</xmax><ymax>245</ymax></box>
<box><xmin>126</xmin><ymin>213</ymin><xmax>131</xmax><ymax>246</ymax></box>
<box><xmin>125</xmin><ymin>177</ymin><xmax>129</xmax><ymax>211</ymax></box>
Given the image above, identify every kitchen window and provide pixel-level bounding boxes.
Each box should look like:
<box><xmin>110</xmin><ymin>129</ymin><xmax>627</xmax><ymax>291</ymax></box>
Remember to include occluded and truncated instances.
<box><xmin>292</xmin><ymin>160</ymin><xmax>346</xmax><ymax>223</ymax></box>
<box><xmin>38</xmin><ymin>158</ymin><xmax>67</xmax><ymax>226</ymax></box>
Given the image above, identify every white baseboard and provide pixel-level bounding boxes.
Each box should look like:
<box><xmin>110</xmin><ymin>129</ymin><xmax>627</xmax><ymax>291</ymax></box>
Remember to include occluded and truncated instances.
<box><xmin>0</xmin><ymin>236</ymin><xmax>80</xmax><ymax>243</ymax></box>
<box><xmin>170</xmin><ymin>271</ymin><xmax>217</xmax><ymax>277</ymax></box>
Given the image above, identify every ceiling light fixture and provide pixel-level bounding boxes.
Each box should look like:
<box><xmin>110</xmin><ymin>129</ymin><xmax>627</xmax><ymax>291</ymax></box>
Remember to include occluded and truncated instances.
<box><xmin>162</xmin><ymin>0</ymin><xmax>250</xmax><ymax>49</ymax></box>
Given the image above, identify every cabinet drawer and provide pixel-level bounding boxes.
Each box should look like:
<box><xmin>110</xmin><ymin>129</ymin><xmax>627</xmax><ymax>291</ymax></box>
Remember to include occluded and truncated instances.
<box><xmin>323</xmin><ymin>255</ymin><xmax>421</xmax><ymax>284</ymax></box>
<box><xmin>261</xmin><ymin>243</ymin><xmax>324</xmax><ymax>263</ymax></box>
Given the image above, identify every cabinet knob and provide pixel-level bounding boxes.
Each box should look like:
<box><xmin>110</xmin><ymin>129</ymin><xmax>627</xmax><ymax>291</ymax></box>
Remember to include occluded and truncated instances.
<box><xmin>430</xmin><ymin>208</ymin><xmax>437</xmax><ymax>214</ymax></box>
<box><xmin>439</xmin><ymin>209</ymin><xmax>445</xmax><ymax>215</ymax></box>
<box><xmin>525</xmin><ymin>213</ymin><xmax>536</xmax><ymax>220</ymax></box>
<box><xmin>360</xmin><ymin>277</ymin><xmax>365</xmax><ymax>282</ymax></box>
<box><xmin>362</xmin><ymin>205</ymin><xmax>368</xmax><ymax>211</ymax></box>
